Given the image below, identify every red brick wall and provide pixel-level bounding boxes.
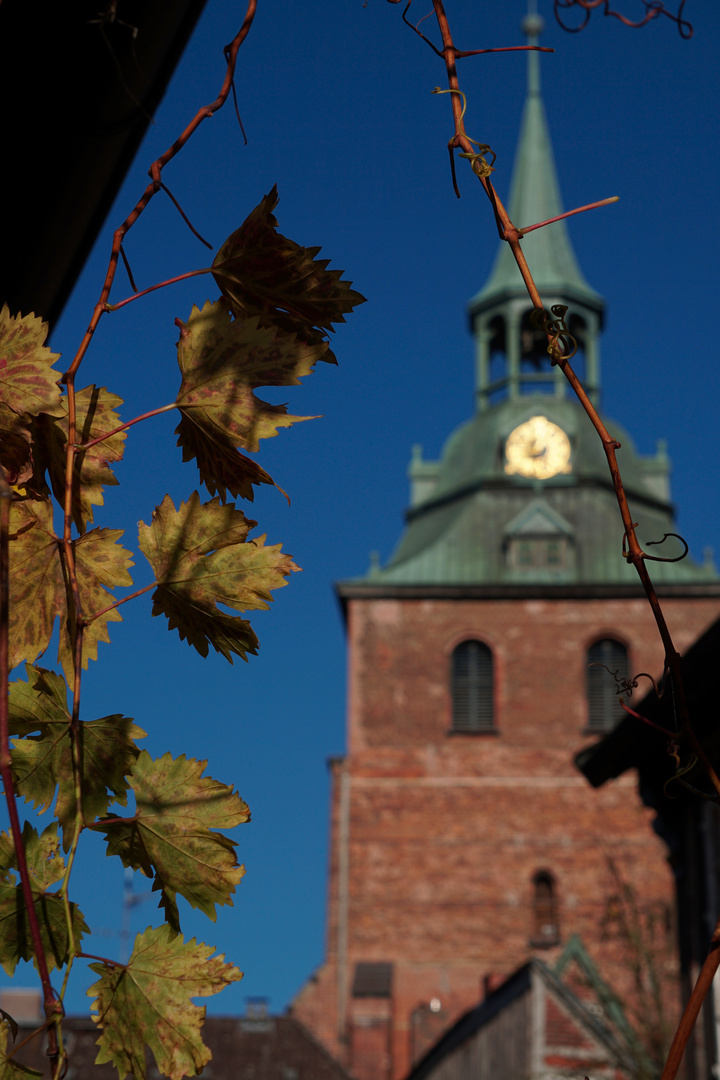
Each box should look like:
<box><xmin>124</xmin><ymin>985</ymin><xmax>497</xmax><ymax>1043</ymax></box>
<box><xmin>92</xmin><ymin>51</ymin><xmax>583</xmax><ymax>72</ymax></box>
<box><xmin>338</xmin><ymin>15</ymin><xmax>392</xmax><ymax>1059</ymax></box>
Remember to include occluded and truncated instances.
<box><xmin>292</xmin><ymin>594</ymin><xmax>720</xmax><ymax>1078</ymax></box>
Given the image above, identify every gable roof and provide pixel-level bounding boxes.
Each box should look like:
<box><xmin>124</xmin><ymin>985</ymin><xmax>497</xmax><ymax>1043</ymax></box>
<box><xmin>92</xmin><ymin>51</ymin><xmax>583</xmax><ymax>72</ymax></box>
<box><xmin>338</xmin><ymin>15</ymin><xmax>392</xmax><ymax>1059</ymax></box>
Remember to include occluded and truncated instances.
<box><xmin>405</xmin><ymin>956</ymin><xmax>637</xmax><ymax>1080</ymax></box>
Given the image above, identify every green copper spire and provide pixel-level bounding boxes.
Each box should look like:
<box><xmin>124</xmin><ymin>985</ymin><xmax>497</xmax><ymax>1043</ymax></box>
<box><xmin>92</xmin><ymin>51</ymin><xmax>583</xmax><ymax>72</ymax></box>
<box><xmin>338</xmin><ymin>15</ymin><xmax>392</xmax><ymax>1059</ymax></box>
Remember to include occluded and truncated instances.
<box><xmin>336</xmin><ymin>5</ymin><xmax>715</xmax><ymax>592</ymax></box>
<box><xmin>470</xmin><ymin>11</ymin><xmax>602</xmax><ymax>312</ymax></box>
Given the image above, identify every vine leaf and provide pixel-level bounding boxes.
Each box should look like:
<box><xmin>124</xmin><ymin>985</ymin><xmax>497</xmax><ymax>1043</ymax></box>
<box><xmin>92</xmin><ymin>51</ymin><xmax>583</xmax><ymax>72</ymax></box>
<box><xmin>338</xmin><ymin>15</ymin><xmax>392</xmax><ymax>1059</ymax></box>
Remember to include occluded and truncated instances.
<box><xmin>58</xmin><ymin>527</ymin><xmax>135</xmax><ymax>687</ymax></box>
<box><xmin>0</xmin><ymin>404</ymin><xmax>33</xmax><ymax>486</ymax></box>
<box><xmin>212</xmin><ymin>186</ymin><xmax>366</xmax><ymax>336</ymax></box>
<box><xmin>138</xmin><ymin>492</ymin><xmax>298</xmax><ymax>662</ymax></box>
<box><xmin>0</xmin><ymin>1022</ymin><xmax>43</xmax><ymax>1079</ymax></box>
<box><xmin>175</xmin><ymin>300</ymin><xmax>324</xmax><ymax>501</ymax></box>
<box><xmin>8</xmin><ymin>500</ymin><xmax>134</xmax><ymax>682</ymax></box>
<box><xmin>0</xmin><ymin>306</ymin><xmax>63</xmax><ymax>420</ymax></box>
<box><xmin>8</xmin><ymin>497</ymin><xmax>65</xmax><ymax>672</ymax></box>
<box><xmin>88</xmin><ymin>924</ymin><xmax>242</xmax><ymax>1080</ymax></box>
<box><xmin>9</xmin><ymin>665</ymin><xmax>145</xmax><ymax>851</ymax></box>
<box><xmin>98</xmin><ymin>751</ymin><xmax>249</xmax><ymax>931</ymax></box>
<box><xmin>176</xmin><ymin>419</ymin><xmax>277</xmax><ymax>504</ymax></box>
<box><xmin>0</xmin><ymin>823</ymin><xmax>88</xmax><ymax>976</ymax></box>
<box><xmin>34</xmin><ymin>385</ymin><xmax>127</xmax><ymax>533</ymax></box>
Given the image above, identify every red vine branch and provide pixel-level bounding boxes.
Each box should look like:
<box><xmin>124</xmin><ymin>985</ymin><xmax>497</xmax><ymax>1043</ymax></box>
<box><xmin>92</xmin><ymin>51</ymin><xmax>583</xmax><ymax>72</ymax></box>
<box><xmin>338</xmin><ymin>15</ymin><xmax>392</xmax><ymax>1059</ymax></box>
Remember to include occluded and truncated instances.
<box><xmin>1</xmin><ymin>3</ymin><xmax>259</xmax><ymax>1072</ymax></box>
<box><xmin>104</xmin><ymin>268</ymin><xmax>212</xmax><ymax>312</ymax></box>
<box><xmin>420</xmin><ymin>0</ymin><xmax>714</xmax><ymax>1070</ymax></box>
<box><xmin>0</xmin><ymin>477</ymin><xmax>61</xmax><ymax>1067</ymax></box>
<box><xmin>660</xmin><ymin>911</ymin><xmax>720</xmax><ymax>1080</ymax></box>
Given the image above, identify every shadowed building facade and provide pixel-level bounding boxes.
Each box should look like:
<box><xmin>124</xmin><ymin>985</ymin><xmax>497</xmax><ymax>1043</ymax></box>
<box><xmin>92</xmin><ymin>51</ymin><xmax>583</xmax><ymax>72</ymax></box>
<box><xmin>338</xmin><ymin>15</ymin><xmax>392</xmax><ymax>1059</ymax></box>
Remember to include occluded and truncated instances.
<box><xmin>291</xmin><ymin>15</ymin><xmax>720</xmax><ymax>1080</ymax></box>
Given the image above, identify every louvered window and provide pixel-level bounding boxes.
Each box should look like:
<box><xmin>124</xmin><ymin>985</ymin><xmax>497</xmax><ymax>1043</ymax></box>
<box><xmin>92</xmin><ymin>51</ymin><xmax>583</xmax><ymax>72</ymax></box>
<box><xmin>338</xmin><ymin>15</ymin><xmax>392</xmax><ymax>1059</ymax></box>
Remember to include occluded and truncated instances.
<box><xmin>451</xmin><ymin>640</ymin><xmax>494</xmax><ymax>732</ymax></box>
<box><xmin>586</xmin><ymin>639</ymin><xmax>628</xmax><ymax>733</ymax></box>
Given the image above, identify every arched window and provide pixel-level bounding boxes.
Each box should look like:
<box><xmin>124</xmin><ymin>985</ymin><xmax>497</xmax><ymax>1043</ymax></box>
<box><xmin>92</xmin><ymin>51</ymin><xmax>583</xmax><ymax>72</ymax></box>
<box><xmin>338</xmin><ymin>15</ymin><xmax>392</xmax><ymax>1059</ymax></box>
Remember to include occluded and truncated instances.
<box><xmin>451</xmin><ymin>640</ymin><xmax>494</xmax><ymax>732</ymax></box>
<box><xmin>531</xmin><ymin>871</ymin><xmax>559</xmax><ymax>948</ymax></box>
<box><xmin>586</xmin><ymin>639</ymin><xmax>629</xmax><ymax>733</ymax></box>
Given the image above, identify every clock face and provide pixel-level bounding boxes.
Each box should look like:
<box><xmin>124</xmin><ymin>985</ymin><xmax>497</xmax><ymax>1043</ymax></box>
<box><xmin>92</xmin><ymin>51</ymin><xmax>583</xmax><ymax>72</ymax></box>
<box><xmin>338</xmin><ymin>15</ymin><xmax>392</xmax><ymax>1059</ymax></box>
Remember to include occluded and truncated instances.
<box><xmin>505</xmin><ymin>416</ymin><xmax>572</xmax><ymax>480</ymax></box>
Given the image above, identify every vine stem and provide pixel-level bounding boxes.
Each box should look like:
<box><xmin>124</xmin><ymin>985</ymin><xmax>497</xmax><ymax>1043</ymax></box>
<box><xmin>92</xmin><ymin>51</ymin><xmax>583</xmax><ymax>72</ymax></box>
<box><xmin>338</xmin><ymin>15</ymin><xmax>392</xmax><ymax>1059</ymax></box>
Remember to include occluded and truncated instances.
<box><xmin>11</xmin><ymin>4</ymin><xmax>260</xmax><ymax>1072</ymax></box>
<box><xmin>660</xmin><ymin>911</ymin><xmax>720</xmax><ymax>1080</ymax></box>
<box><xmin>104</xmin><ymin>267</ymin><xmax>212</xmax><ymax>312</ymax></box>
<box><xmin>83</xmin><ymin>582</ymin><xmax>158</xmax><ymax>624</ymax></box>
<box><xmin>57</xmin><ymin>646</ymin><xmax>87</xmax><ymax>1011</ymax></box>
<box><xmin>0</xmin><ymin>476</ymin><xmax>60</xmax><ymax>1067</ymax></box>
<box><xmin>62</xmin><ymin>0</ymin><xmax>257</xmax><ymax>388</ymax></box>
<box><xmin>519</xmin><ymin>195</ymin><xmax>619</xmax><ymax>235</ymax></box>
<box><xmin>57</xmin><ymin>0</ymin><xmax>259</xmax><ymax>786</ymax></box>
<box><xmin>87</xmin><ymin>814</ymin><xmax>138</xmax><ymax>829</ymax></box>
<box><xmin>427</xmin><ymin>0</ymin><xmax>720</xmax><ymax>1066</ymax></box>
<box><xmin>619</xmin><ymin>699</ymin><xmax>676</xmax><ymax>738</ymax></box>
<box><xmin>77</xmin><ymin>951</ymin><xmax>126</xmax><ymax>967</ymax></box>
<box><xmin>76</xmin><ymin>403</ymin><xmax>178</xmax><ymax>452</ymax></box>
<box><xmin>430</xmin><ymin>0</ymin><xmax>720</xmax><ymax>801</ymax></box>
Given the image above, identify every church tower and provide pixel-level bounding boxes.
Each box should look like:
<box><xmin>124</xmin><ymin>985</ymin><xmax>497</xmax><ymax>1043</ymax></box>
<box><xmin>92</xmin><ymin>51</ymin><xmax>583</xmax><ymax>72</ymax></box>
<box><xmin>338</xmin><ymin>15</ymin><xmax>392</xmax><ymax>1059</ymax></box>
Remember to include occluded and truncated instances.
<box><xmin>291</xmin><ymin>13</ymin><xmax>720</xmax><ymax>1080</ymax></box>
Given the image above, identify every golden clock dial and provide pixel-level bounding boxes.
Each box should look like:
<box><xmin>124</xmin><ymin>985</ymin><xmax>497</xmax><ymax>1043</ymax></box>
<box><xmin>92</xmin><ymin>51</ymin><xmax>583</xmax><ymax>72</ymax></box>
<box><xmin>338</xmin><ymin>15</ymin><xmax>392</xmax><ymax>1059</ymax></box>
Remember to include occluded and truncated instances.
<box><xmin>505</xmin><ymin>415</ymin><xmax>572</xmax><ymax>480</ymax></box>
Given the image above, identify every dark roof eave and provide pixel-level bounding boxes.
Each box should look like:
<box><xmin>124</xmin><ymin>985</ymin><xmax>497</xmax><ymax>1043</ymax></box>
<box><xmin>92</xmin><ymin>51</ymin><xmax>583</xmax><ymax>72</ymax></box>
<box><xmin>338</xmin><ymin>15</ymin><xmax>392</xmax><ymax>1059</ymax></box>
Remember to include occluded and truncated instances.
<box><xmin>1</xmin><ymin>0</ymin><xmax>209</xmax><ymax>327</ymax></box>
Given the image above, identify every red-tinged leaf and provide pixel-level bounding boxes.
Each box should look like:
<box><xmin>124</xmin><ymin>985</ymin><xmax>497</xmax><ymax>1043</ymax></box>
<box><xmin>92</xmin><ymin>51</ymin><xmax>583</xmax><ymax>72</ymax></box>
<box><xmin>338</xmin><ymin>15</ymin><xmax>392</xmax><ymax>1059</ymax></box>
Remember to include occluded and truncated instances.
<box><xmin>88</xmin><ymin>924</ymin><xmax>242</xmax><ymax>1080</ymax></box>
<box><xmin>99</xmin><ymin>751</ymin><xmax>249</xmax><ymax>931</ymax></box>
<box><xmin>8</xmin><ymin>497</ymin><xmax>65</xmax><ymax>672</ymax></box>
<box><xmin>0</xmin><ymin>404</ymin><xmax>32</xmax><ymax>486</ymax></box>
<box><xmin>212</xmin><ymin>186</ymin><xmax>366</xmax><ymax>332</ymax></box>
<box><xmin>34</xmin><ymin>385</ymin><xmax>126</xmax><ymax>533</ymax></box>
<box><xmin>57</xmin><ymin>527</ymin><xmax>134</xmax><ymax>687</ymax></box>
<box><xmin>138</xmin><ymin>493</ymin><xmax>298</xmax><ymax>662</ymax></box>
<box><xmin>9</xmin><ymin>664</ymin><xmax>145</xmax><ymax>851</ymax></box>
<box><xmin>7</xmin><ymin>501</ymin><xmax>134</xmax><ymax>683</ymax></box>
<box><xmin>0</xmin><ymin>306</ymin><xmax>63</xmax><ymax>419</ymax></box>
<box><xmin>0</xmin><ymin>823</ymin><xmax>88</xmax><ymax>976</ymax></box>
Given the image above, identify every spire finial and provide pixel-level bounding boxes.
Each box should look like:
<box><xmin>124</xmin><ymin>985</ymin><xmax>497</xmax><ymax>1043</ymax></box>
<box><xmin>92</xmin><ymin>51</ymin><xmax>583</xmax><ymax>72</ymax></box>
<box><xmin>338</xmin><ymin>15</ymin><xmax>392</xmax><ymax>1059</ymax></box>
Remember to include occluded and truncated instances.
<box><xmin>522</xmin><ymin>1</ymin><xmax>545</xmax><ymax>97</ymax></box>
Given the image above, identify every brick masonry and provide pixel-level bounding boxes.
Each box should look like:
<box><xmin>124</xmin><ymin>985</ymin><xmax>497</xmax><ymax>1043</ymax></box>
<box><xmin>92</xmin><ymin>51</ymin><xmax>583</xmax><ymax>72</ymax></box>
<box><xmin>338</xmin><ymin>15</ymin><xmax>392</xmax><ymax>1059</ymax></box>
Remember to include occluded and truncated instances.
<box><xmin>291</xmin><ymin>594</ymin><xmax>720</xmax><ymax>1079</ymax></box>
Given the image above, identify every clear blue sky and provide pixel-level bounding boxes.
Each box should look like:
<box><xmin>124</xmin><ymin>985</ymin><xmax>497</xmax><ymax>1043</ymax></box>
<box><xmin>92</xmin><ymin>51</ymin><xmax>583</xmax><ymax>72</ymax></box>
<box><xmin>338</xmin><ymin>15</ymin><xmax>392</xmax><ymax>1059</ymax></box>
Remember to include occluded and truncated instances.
<box><xmin>3</xmin><ymin>0</ymin><xmax>720</xmax><ymax>1018</ymax></box>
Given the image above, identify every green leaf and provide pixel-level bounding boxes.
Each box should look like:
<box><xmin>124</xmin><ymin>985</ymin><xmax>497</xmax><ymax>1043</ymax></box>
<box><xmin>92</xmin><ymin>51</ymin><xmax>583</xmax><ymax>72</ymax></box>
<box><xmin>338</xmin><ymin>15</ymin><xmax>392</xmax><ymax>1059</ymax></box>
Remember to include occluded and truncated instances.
<box><xmin>57</xmin><ymin>526</ymin><xmax>134</xmax><ymax>687</ymax></box>
<box><xmin>8</xmin><ymin>500</ymin><xmax>134</xmax><ymax>682</ymax></box>
<box><xmin>99</xmin><ymin>751</ymin><xmax>249</xmax><ymax>931</ymax></box>
<box><xmin>88</xmin><ymin>924</ymin><xmax>242</xmax><ymax>1080</ymax></box>
<box><xmin>7</xmin><ymin>664</ymin><xmax>69</xmax><ymax>737</ymax></box>
<box><xmin>0</xmin><ymin>1021</ymin><xmax>43</xmax><ymax>1079</ymax></box>
<box><xmin>9</xmin><ymin>665</ymin><xmax>145</xmax><ymax>851</ymax></box>
<box><xmin>0</xmin><ymin>823</ymin><xmax>88</xmax><ymax>976</ymax></box>
<box><xmin>8</xmin><ymin>497</ymin><xmax>65</xmax><ymax>673</ymax></box>
<box><xmin>0</xmin><ymin>306</ymin><xmax>63</xmax><ymax>419</ymax></box>
<box><xmin>138</xmin><ymin>492</ymin><xmax>297</xmax><ymax>662</ymax></box>
<box><xmin>212</xmin><ymin>186</ymin><xmax>366</xmax><ymax>332</ymax></box>
<box><xmin>174</xmin><ymin>300</ymin><xmax>325</xmax><ymax>500</ymax></box>
<box><xmin>34</xmin><ymin>385</ymin><xmax>126</xmax><ymax>533</ymax></box>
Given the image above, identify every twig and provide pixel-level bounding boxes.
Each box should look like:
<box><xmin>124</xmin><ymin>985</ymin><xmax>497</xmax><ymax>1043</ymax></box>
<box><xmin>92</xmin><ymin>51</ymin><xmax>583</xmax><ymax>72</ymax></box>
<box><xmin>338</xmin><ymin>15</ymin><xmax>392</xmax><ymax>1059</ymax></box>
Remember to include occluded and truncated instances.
<box><xmin>660</xmin><ymin>911</ymin><xmax>720</xmax><ymax>1080</ymax></box>
<box><xmin>519</xmin><ymin>196</ymin><xmax>619</xmax><ymax>235</ymax></box>
<box><xmin>82</xmin><ymin>583</ymin><xmax>157</xmax><ymax>625</ymax></box>
<box><xmin>75</xmin><ymin>403</ymin><xmax>178</xmax><ymax>452</ymax></box>
<box><xmin>118</xmin><ymin>244</ymin><xmax>138</xmax><ymax>292</ymax></box>
<box><xmin>160</xmin><ymin>183</ymin><xmax>213</xmax><ymax>249</ymax></box>
<box><xmin>104</xmin><ymin>268</ymin><xmax>212</xmax><ymax>312</ymax></box>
